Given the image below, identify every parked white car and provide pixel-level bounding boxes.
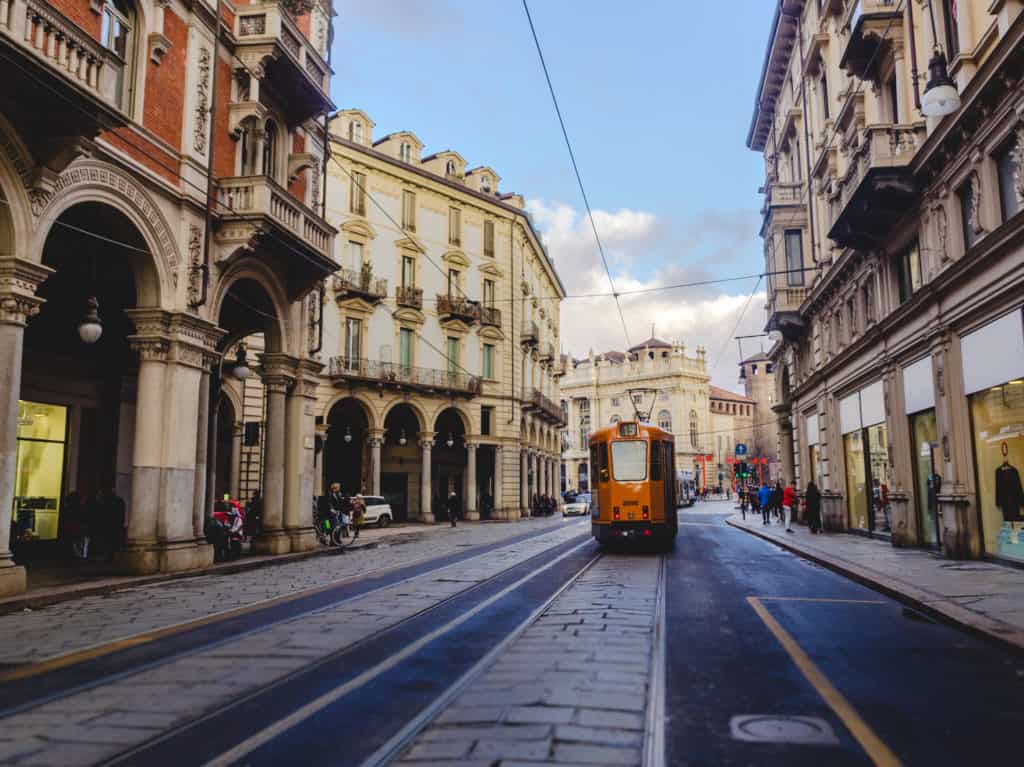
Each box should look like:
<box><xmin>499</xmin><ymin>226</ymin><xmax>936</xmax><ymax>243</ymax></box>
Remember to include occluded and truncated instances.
<box><xmin>356</xmin><ymin>496</ymin><xmax>394</xmax><ymax>528</ymax></box>
<box><xmin>562</xmin><ymin>493</ymin><xmax>592</xmax><ymax>518</ymax></box>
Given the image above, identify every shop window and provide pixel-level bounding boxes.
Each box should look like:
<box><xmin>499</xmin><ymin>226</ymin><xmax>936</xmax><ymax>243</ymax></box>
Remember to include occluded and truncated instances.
<box><xmin>844</xmin><ymin>431</ymin><xmax>868</xmax><ymax>531</ymax></box>
<box><xmin>910</xmin><ymin>410</ymin><xmax>941</xmax><ymax>548</ymax></box>
<box><xmin>897</xmin><ymin>241</ymin><xmax>922</xmax><ymax>304</ymax></box>
<box><xmin>996</xmin><ymin>138</ymin><xmax>1021</xmax><ymax>223</ymax></box>
<box><xmin>970</xmin><ymin>382</ymin><xmax>1024</xmax><ymax>563</ymax></box>
<box><xmin>13</xmin><ymin>402</ymin><xmax>68</xmax><ymax>542</ymax></box>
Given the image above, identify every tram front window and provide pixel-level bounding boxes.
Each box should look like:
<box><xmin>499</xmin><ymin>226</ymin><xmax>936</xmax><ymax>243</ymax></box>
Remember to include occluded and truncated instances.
<box><xmin>611</xmin><ymin>441</ymin><xmax>647</xmax><ymax>481</ymax></box>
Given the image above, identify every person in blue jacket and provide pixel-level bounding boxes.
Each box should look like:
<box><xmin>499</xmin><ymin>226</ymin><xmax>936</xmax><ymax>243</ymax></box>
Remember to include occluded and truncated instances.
<box><xmin>758</xmin><ymin>482</ymin><xmax>772</xmax><ymax>526</ymax></box>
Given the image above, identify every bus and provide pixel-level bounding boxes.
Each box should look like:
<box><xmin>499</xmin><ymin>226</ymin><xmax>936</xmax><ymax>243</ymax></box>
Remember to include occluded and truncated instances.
<box><xmin>589</xmin><ymin>420</ymin><xmax>679</xmax><ymax>548</ymax></box>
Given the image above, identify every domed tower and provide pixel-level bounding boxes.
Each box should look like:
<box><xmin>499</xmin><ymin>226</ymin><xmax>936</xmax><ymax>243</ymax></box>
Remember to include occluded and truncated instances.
<box><xmin>739</xmin><ymin>352</ymin><xmax>778</xmax><ymax>465</ymax></box>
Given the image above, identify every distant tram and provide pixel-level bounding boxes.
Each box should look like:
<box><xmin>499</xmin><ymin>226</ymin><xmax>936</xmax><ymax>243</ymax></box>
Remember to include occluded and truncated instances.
<box><xmin>588</xmin><ymin>420</ymin><xmax>679</xmax><ymax>548</ymax></box>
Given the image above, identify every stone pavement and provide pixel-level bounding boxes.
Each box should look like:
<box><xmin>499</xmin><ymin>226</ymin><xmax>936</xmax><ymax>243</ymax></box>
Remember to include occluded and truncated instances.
<box><xmin>0</xmin><ymin>516</ymin><xmax>573</xmax><ymax>666</ymax></box>
<box><xmin>398</xmin><ymin>554</ymin><xmax>662</xmax><ymax>767</ymax></box>
<box><xmin>0</xmin><ymin>523</ymin><xmax>589</xmax><ymax>767</ymax></box>
<box><xmin>728</xmin><ymin>513</ymin><xmax>1024</xmax><ymax>651</ymax></box>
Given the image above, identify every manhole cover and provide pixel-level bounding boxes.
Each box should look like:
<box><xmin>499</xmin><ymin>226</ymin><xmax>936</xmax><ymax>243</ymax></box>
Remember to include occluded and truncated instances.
<box><xmin>729</xmin><ymin>715</ymin><xmax>839</xmax><ymax>745</ymax></box>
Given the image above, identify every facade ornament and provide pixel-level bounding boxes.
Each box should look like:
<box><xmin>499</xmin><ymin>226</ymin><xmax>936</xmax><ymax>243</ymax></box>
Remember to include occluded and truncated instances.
<box><xmin>1012</xmin><ymin>125</ymin><xmax>1024</xmax><ymax>207</ymax></box>
<box><xmin>933</xmin><ymin>201</ymin><xmax>949</xmax><ymax>262</ymax></box>
<box><xmin>187</xmin><ymin>224</ymin><xmax>203</xmax><ymax>308</ymax></box>
<box><xmin>129</xmin><ymin>337</ymin><xmax>170</xmax><ymax>362</ymax></box>
<box><xmin>306</xmin><ymin>288</ymin><xmax>320</xmax><ymax>351</ymax></box>
<box><xmin>194</xmin><ymin>47</ymin><xmax>212</xmax><ymax>154</ymax></box>
<box><xmin>967</xmin><ymin>172</ymin><xmax>985</xmax><ymax>237</ymax></box>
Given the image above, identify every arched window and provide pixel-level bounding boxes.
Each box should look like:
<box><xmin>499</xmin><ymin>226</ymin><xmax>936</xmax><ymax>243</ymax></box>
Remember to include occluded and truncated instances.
<box><xmin>101</xmin><ymin>0</ymin><xmax>136</xmax><ymax>111</ymax></box>
<box><xmin>262</xmin><ymin>120</ymin><xmax>278</xmax><ymax>180</ymax></box>
<box><xmin>445</xmin><ymin>159</ymin><xmax>456</xmax><ymax>176</ymax></box>
<box><xmin>689</xmin><ymin>410</ymin><xmax>698</xmax><ymax>448</ymax></box>
<box><xmin>657</xmin><ymin>410</ymin><xmax>672</xmax><ymax>431</ymax></box>
<box><xmin>481</xmin><ymin>175</ymin><xmax>491</xmax><ymax>193</ymax></box>
<box><xmin>609</xmin><ymin>415</ymin><xmax>620</xmax><ymax>425</ymax></box>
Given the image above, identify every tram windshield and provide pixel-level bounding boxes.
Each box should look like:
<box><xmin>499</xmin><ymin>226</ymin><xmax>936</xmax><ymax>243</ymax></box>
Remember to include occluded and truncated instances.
<box><xmin>611</xmin><ymin>441</ymin><xmax>647</xmax><ymax>481</ymax></box>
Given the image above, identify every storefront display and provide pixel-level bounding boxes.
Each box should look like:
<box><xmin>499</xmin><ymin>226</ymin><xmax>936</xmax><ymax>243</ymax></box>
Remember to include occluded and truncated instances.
<box><xmin>970</xmin><ymin>383</ymin><xmax>1024</xmax><ymax>562</ymax></box>
<box><xmin>910</xmin><ymin>411</ymin><xmax>940</xmax><ymax>547</ymax></box>
<box><xmin>844</xmin><ymin>431</ymin><xmax>868</xmax><ymax>531</ymax></box>
<box><xmin>840</xmin><ymin>383</ymin><xmax>890</xmax><ymax>533</ymax></box>
<box><xmin>13</xmin><ymin>401</ymin><xmax>69</xmax><ymax>542</ymax></box>
<box><xmin>867</xmin><ymin>423</ymin><xmax>893</xmax><ymax>533</ymax></box>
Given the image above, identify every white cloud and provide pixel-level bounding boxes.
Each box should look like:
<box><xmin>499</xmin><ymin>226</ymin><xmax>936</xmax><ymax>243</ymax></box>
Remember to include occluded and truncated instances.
<box><xmin>527</xmin><ymin>199</ymin><xmax>768</xmax><ymax>390</ymax></box>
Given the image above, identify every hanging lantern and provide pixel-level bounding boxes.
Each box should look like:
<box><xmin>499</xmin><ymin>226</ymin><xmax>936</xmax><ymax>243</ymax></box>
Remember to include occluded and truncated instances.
<box><xmin>77</xmin><ymin>295</ymin><xmax>103</xmax><ymax>344</ymax></box>
<box><xmin>398</xmin><ymin>429</ymin><xmax>407</xmax><ymax>446</ymax></box>
<box><xmin>921</xmin><ymin>49</ymin><xmax>961</xmax><ymax>117</ymax></box>
<box><xmin>446</xmin><ymin>432</ymin><xmax>455</xmax><ymax>448</ymax></box>
<box><xmin>344</xmin><ymin>426</ymin><xmax>353</xmax><ymax>443</ymax></box>
<box><xmin>232</xmin><ymin>343</ymin><xmax>250</xmax><ymax>380</ymax></box>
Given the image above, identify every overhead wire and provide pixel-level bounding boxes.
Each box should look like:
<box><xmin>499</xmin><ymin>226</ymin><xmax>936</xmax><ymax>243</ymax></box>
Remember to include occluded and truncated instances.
<box><xmin>521</xmin><ymin>0</ymin><xmax>632</xmax><ymax>349</ymax></box>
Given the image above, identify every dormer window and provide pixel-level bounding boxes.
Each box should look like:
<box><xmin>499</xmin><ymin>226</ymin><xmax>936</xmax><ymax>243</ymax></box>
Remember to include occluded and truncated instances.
<box><xmin>400</xmin><ymin>142</ymin><xmax>411</xmax><ymax>163</ymax></box>
<box><xmin>481</xmin><ymin>175</ymin><xmax>491</xmax><ymax>193</ymax></box>
<box><xmin>349</xmin><ymin>120</ymin><xmax>363</xmax><ymax>143</ymax></box>
<box><xmin>445</xmin><ymin>159</ymin><xmax>456</xmax><ymax>176</ymax></box>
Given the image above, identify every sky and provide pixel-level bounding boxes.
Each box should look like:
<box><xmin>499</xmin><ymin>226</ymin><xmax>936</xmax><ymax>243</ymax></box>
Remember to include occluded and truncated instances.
<box><xmin>329</xmin><ymin>0</ymin><xmax>777</xmax><ymax>389</ymax></box>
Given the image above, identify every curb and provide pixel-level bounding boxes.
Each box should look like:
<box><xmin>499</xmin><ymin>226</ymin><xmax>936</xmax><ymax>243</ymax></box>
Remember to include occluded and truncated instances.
<box><xmin>0</xmin><ymin>529</ymin><xmax>432</xmax><ymax>616</ymax></box>
<box><xmin>726</xmin><ymin>517</ymin><xmax>1024</xmax><ymax>656</ymax></box>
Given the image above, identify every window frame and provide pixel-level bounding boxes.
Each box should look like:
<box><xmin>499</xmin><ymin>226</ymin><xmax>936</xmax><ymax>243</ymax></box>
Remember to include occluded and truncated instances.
<box><xmin>610</xmin><ymin>440</ymin><xmax>648</xmax><ymax>482</ymax></box>
<box><xmin>896</xmin><ymin>240</ymin><xmax>922</xmax><ymax>304</ymax></box>
<box><xmin>784</xmin><ymin>229</ymin><xmax>805</xmax><ymax>286</ymax></box>
<box><xmin>996</xmin><ymin>137</ymin><xmax>1021</xmax><ymax>223</ymax></box>
<box><xmin>402</xmin><ymin>190</ymin><xmax>416</xmax><ymax>232</ymax></box>
<box><xmin>482</xmin><ymin>343</ymin><xmax>494</xmax><ymax>379</ymax></box>
<box><xmin>448</xmin><ymin>207</ymin><xmax>461</xmax><ymax>246</ymax></box>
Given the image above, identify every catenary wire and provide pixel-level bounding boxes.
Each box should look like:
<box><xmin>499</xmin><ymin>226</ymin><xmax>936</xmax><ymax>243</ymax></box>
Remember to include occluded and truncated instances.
<box><xmin>521</xmin><ymin>0</ymin><xmax>631</xmax><ymax>349</ymax></box>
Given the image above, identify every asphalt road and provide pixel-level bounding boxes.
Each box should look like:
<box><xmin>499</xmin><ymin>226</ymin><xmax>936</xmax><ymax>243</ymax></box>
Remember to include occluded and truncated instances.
<box><xmin>0</xmin><ymin>505</ymin><xmax>1021</xmax><ymax>766</ymax></box>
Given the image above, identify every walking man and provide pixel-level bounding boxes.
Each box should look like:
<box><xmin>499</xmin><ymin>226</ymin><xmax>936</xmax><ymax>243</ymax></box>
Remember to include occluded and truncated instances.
<box><xmin>805</xmin><ymin>480</ymin><xmax>822</xmax><ymax>534</ymax></box>
<box><xmin>447</xmin><ymin>491</ymin><xmax>459</xmax><ymax>528</ymax></box>
<box><xmin>758</xmin><ymin>482</ymin><xmax>772</xmax><ymax>526</ymax></box>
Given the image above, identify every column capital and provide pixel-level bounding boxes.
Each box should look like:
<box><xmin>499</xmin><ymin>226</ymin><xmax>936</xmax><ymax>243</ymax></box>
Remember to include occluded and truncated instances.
<box><xmin>465</xmin><ymin>441</ymin><xmax>479</xmax><ymax>451</ymax></box>
<box><xmin>262</xmin><ymin>374</ymin><xmax>293</xmax><ymax>394</ymax></box>
<box><xmin>0</xmin><ymin>258</ymin><xmax>52</xmax><ymax>327</ymax></box>
<box><xmin>129</xmin><ymin>336</ymin><xmax>171</xmax><ymax>362</ymax></box>
<box><xmin>367</xmin><ymin>436</ymin><xmax>384</xmax><ymax>448</ymax></box>
<box><xmin>418</xmin><ymin>430</ymin><xmax>436</xmax><ymax>449</ymax></box>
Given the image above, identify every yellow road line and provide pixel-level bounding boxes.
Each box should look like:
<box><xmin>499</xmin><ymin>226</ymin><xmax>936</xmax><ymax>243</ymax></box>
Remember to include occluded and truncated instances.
<box><xmin>753</xmin><ymin>596</ymin><xmax>886</xmax><ymax>605</ymax></box>
<box><xmin>747</xmin><ymin>597</ymin><xmax>902</xmax><ymax>767</ymax></box>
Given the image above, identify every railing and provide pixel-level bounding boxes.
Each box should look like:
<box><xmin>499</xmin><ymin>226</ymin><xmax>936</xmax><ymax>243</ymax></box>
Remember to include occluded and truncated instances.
<box><xmin>328</xmin><ymin>357</ymin><xmax>481</xmax><ymax>396</ymax></box>
<box><xmin>521</xmin><ymin>388</ymin><xmax>565</xmax><ymax>425</ymax></box>
<box><xmin>217</xmin><ymin>175</ymin><xmax>334</xmax><ymax>260</ymax></box>
<box><xmin>333</xmin><ymin>266</ymin><xmax>387</xmax><ymax>300</ymax></box>
<box><xmin>520</xmin><ymin>320</ymin><xmax>539</xmax><ymax>345</ymax></box>
<box><xmin>1</xmin><ymin>0</ymin><xmax>125</xmax><ymax>110</ymax></box>
<box><xmin>480</xmin><ymin>305</ymin><xmax>502</xmax><ymax>328</ymax></box>
<box><xmin>847</xmin><ymin>0</ymin><xmax>897</xmax><ymax>31</ymax></box>
<box><xmin>770</xmin><ymin>287</ymin><xmax>808</xmax><ymax>314</ymax></box>
<box><xmin>234</xmin><ymin>2</ymin><xmax>330</xmax><ymax>99</ymax></box>
<box><xmin>396</xmin><ymin>285</ymin><xmax>423</xmax><ymax>310</ymax></box>
<box><xmin>436</xmin><ymin>294</ymin><xmax>480</xmax><ymax>322</ymax></box>
<box><xmin>766</xmin><ymin>181</ymin><xmax>804</xmax><ymax>208</ymax></box>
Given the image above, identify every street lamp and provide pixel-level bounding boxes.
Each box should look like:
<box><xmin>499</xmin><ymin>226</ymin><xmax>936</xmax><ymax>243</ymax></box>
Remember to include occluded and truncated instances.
<box><xmin>398</xmin><ymin>429</ymin><xmax>407</xmax><ymax>446</ymax></box>
<box><xmin>344</xmin><ymin>426</ymin><xmax>353</xmax><ymax>444</ymax></box>
<box><xmin>77</xmin><ymin>295</ymin><xmax>103</xmax><ymax>344</ymax></box>
<box><xmin>231</xmin><ymin>343</ymin><xmax>250</xmax><ymax>381</ymax></box>
<box><xmin>921</xmin><ymin>2</ymin><xmax>961</xmax><ymax>118</ymax></box>
<box><xmin>446</xmin><ymin>433</ymin><xmax>455</xmax><ymax>448</ymax></box>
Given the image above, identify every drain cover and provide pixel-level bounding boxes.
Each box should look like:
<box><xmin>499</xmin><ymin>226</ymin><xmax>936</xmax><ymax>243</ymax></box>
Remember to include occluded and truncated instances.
<box><xmin>729</xmin><ymin>715</ymin><xmax>839</xmax><ymax>745</ymax></box>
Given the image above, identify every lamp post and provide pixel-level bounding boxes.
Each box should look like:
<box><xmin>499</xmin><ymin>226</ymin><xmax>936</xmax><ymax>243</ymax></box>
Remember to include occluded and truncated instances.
<box><xmin>921</xmin><ymin>1</ymin><xmax>961</xmax><ymax>118</ymax></box>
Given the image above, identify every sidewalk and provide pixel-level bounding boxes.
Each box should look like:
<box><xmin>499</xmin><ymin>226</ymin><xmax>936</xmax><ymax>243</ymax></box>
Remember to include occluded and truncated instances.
<box><xmin>0</xmin><ymin>522</ymin><xmax>442</xmax><ymax>615</ymax></box>
<box><xmin>727</xmin><ymin>514</ymin><xmax>1024</xmax><ymax>653</ymax></box>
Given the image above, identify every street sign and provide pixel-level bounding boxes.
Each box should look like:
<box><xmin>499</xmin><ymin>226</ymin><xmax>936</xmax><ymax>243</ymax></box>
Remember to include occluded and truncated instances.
<box><xmin>735</xmin><ymin>444</ymin><xmax>747</xmax><ymax>456</ymax></box>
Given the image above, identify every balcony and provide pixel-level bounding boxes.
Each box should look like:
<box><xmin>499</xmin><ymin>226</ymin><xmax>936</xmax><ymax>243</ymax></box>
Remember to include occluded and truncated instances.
<box><xmin>539</xmin><ymin>342</ymin><xmax>555</xmax><ymax>363</ymax></box>
<box><xmin>333</xmin><ymin>266</ymin><xmax>386</xmax><ymax>304</ymax></box>
<box><xmin>521</xmin><ymin>388</ymin><xmax>565</xmax><ymax>425</ymax></box>
<box><xmin>766</xmin><ymin>287</ymin><xmax>809</xmax><ymax>342</ymax></box>
<box><xmin>215</xmin><ymin>175</ymin><xmax>337</xmax><ymax>298</ymax></box>
<box><xmin>480</xmin><ymin>305</ymin><xmax>502</xmax><ymax>328</ymax></box>
<box><xmin>0</xmin><ymin>0</ymin><xmax>127</xmax><ymax>177</ymax></box>
<box><xmin>436</xmin><ymin>295</ymin><xmax>480</xmax><ymax>324</ymax></box>
<box><xmin>328</xmin><ymin>357</ymin><xmax>481</xmax><ymax>398</ymax></box>
<box><xmin>233</xmin><ymin>2</ymin><xmax>334</xmax><ymax>124</ymax></box>
<box><xmin>553</xmin><ymin>354</ymin><xmax>568</xmax><ymax>377</ymax></box>
<box><xmin>828</xmin><ymin>123</ymin><xmax>925</xmax><ymax>250</ymax></box>
<box><xmin>839</xmin><ymin>0</ymin><xmax>902</xmax><ymax>81</ymax></box>
<box><xmin>520</xmin><ymin>320</ymin><xmax>539</xmax><ymax>347</ymax></box>
<box><xmin>396</xmin><ymin>285</ymin><xmax>423</xmax><ymax>310</ymax></box>
<box><xmin>763</xmin><ymin>181</ymin><xmax>804</xmax><ymax>215</ymax></box>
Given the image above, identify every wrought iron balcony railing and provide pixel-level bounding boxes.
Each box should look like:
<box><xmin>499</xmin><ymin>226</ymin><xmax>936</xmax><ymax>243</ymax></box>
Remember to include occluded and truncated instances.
<box><xmin>333</xmin><ymin>266</ymin><xmax>387</xmax><ymax>302</ymax></box>
<box><xmin>480</xmin><ymin>305</ymin><xmax>502</xmax><ymax>328</ymax></box>
<box><xmin>328</xmin><ymin>357</ymin><xmax>481</xmax><ymax>397</ymax></box>
<box><xmin>436</xmin><ymin>294</ymin><xmax>480</xmax><ymax>323</ymax></box>
<box><xmin>396</xmin><ymin>285</ymin><xmax>423</xmax><ymax>310</ymax></box>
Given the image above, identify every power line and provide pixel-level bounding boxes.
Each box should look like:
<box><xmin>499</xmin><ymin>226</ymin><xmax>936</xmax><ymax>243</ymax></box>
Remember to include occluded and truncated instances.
<box><xmin>708</xmin><ymin>275</ymin><xmax>763</xmax><ymax>376</ymax></box>
<box><xmin>521</xmin><ymin>0</ymin><xmax>631</xmax><ymax>349</ymax></box>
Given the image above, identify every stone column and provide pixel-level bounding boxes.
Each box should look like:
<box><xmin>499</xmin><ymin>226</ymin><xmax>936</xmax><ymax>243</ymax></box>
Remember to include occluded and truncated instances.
<box><xmin>368</xmin><ymin>429</ymin><xmax>384</xmax><ymax>496</ymax></box>
<box><xmin>192</xmin><ymin>366</ymin><xmax>212</xmax><ymax>541</ymax></box>
<box><xmin>230</xmin><ymin>421</ymin><xmax>242</xmax><ymax>500</ymax></box>
<box><xmin>420</xmin><ymin>432</ymin><xmax>435</xmax><ymax>523</ymax></box>
<box><xmin>253</xmin><ymin>362</ymin><xmax>293</xmax><ymax>554</ymax></box>
<box><xmin>465</xmin><ymin>441</ymin><xmax>479</xmax><ymax>521</ymax></box>
<box><xmin>285</xmin><ymin>362</ymin><xmax>319</xmax><ymax>553</ymax></box>
<box><xmin>118</xmin><ymin>339</ymin><xmax>169</xmax><ymax>575</ymax></box>
<box><xmin>0</xmin><ymin>260</ymin><xmax>49</xmax><ymax>597</ymax></box>
<box><xmin>520</xmin><ymin>449</ymin><xmax>529</xmax><ymax>516</ymax></box>
<box><xmin>777</xmin><ymin>409</ymin><xmax>795</xmax><ymax>485</ymax></box>
<box><xmin>494</xmin><ymin>444</ymin><xmax>504</xmax><ymax>519</ymax></box>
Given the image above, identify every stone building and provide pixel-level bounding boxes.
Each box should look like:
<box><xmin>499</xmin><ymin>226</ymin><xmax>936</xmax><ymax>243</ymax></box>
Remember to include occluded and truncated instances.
<box><xmin>1</xmin><ymin>0</ymin><xmax>338</xmax><ymax>595</ymax></box>
<box><xmin>318</xmin><ymin>109</ymin><xmax>566</xmax><ymax>521</ymax></box>
<box><xmin>708</xmin><ymin>386</ymin><xmax>757</xmax><ymax>488</ymax></box>
<box><xmin>748</xmin><ymin>1</ymin><xmax>1024</xmax><ymax>562</ymax></box>
<box><xmin>560</xmin><ymin>339</ymin><xmax>713</xmax><ymax>492</ymax></box>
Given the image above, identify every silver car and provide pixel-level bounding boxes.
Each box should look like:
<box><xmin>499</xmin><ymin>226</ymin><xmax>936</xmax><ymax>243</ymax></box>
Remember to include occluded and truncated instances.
<box><xmin>562</xmin><ymin>493</ymin><xmax>592</xmax><ymax>517</ymax></box>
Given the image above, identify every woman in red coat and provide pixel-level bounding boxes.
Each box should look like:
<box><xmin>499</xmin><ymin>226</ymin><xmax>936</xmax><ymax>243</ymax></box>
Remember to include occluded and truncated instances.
<box><xmin>782</xmin><ymin>482</ymin><xmax>796</xmax><ymax>533</ymax></box>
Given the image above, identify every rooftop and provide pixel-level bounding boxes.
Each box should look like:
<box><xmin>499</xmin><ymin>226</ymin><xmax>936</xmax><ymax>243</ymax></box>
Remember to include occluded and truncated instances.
<box><xmin>710</xmin><ymin>385</ymin><xmax>754</xmax><ymax>404</ymax></box>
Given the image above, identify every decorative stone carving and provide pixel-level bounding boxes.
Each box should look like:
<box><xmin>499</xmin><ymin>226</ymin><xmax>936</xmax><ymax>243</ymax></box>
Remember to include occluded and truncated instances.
<box><xmin>194</xmin><ymin>47</ymin><xmax>212</xmax><ymax>154</ymax></box>
<box><xmin>130</xmin><ymin>337</ymin><xmax>170</xmax><ymax>362</ymax></box>
<box><xmin>967</xmin><ymin>172</ymin><xmax>985</xmax><ymax>237</ymax></box>
<box><xmin>306</xmin><ymin>287</ymin><xmax>320</xmax><ymax>352</ymax></box>
<box><xmin>149</xmin><ymin>32</ymin><xmax>172</xmax><ymax>65</ymax></box>
<box><xmin>1012</xmin><ymin>126</ymin><xmax>1024</xmax><ymax>207</ymax></box>
<box><xmin>187</xmin><ymin>224</ymin><xmax>203</xmax><ymax>308</ymax></box>
<box><xmin>934</xmin><ymin>202</ymin><xmax>949</xmax><ymax>262</ymax></box>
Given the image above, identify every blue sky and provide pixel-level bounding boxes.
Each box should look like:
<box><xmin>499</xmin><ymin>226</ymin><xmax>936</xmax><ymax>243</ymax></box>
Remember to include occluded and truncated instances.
<box><xmin>330</xmin><ymin>0</ymin><xmax>777</xmax><ymax>386</ymax></box>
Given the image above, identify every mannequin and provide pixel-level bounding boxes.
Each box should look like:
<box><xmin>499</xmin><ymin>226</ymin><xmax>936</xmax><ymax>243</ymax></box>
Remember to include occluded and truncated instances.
<box><xmin>995</xmin><ymin>441</ymin><xmax>1023</xmax><ymax>523</ymax></box>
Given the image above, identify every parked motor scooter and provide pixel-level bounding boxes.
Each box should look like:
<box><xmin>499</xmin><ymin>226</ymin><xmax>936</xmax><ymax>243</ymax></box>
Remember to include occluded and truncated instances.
<box><xmin>206</xmin><ymin>499</ymin><xmax>245</xmax><ymax>561</ymax></box>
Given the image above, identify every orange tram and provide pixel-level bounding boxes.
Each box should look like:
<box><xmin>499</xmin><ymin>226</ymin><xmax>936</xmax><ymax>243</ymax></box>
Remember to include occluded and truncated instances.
<box><xmin>589</xmin><ymin>420</ymin><xmax>679</xmax><ymax>548</ymax></box>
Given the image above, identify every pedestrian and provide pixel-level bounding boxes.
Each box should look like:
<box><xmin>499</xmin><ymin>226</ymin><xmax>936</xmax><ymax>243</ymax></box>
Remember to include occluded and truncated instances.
<box><xmin>351</xmin><ymin>493</ymin><xmax>366</xmax><ymax>539</ymax></box>
<box><xmin>326</xmin><ymin>483</ymin><xmax>348</xmax><ymax>537</ymax></box>
<box><xmin>782</xmin><ymin>480</ymin><xmax>796</xmax><ymax>533</ymax></box>
<box><xmin>771</xmin><ymin>481</ymin><xmax>784</xmax><ymax>523</ymax></box>
<box><xmin>758</xmin><ymin>482</ymin><xmax>772</xmax><ymax>525</ymax></box>
<box><xmin>246</xmin><ymin>490</ymin><xmax>264</xmax><ymax>537</ymax></box>
<box><xmin>447</xmin><ymin>491</ymin><xmax>459</xmax><ymax>527</ymax></box>
<box><xmin>806</xmin><ymin>480</ymin><xmax>822</xmax><ymax>534</ymax></box>
<box><xmin>740</xmin><ymin>486</ymin><xmax>748</xmax><ymax>518</ymax></box>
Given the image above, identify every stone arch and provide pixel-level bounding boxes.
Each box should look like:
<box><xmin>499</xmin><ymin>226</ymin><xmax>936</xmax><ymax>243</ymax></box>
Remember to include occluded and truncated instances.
<box><xmin>433</xmin><ymin>404</ymin><xmax>471</xmax><ymax>435</ymax></box>
<box><xmin>0</xmin><ymin>115</ymin><xmax>34</xmax><ymax>255</ymax></box>
<box><xmin>30</xmin><ymin>160</ymin><xmax>179</xmax><ymax>307</ymax></box>
<box><xmin>322</xmin><ymin>391</ymin><xmax>378</xmax><ymax>431</ymax></box>
<box><xmin>382</xmin><ymin>397</ymin><xmax>428</xmax><ymax>433</ymax></box>
<box><xmin>218</xmin><ymin>380</ymin><xmax>244</xmax><ymax>419</ymax></box>
<box><xmin>211</xmin><ymin>260</ymin><xmax>290</xmax><ymax>353</ymax></box>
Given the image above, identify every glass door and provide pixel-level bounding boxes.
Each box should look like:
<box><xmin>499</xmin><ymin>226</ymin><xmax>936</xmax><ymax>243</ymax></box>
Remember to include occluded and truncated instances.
<box><xmin>910</xmin><ymin>410</ymin><xmax>940</xmax><ymax>547</ymax></box>
<box><xmin>844</xmin><ymin>430</ymin><xmax>869</xmax><ymax>531</ymax></box>
<box><xmin>14</xmin><ymin>402</ymin><xmax>69</xmax><ymax>542</ymax></box>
